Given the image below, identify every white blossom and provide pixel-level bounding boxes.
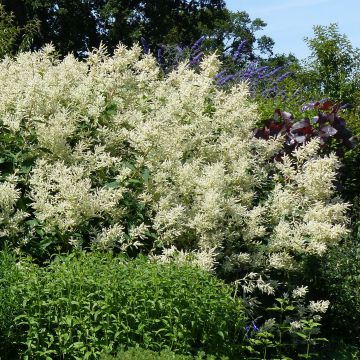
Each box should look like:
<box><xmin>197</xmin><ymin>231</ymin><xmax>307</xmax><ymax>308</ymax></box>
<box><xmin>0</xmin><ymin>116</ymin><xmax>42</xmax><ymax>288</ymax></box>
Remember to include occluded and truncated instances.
<box><xmin>0</xmin><ymin>44</ymin><xmax>349</xmax><ymax>269</ymax></box>
<box><xmin>292</xmin><ymin>286</ymin><xmax>309</xmax><ymax>299</ymax></box>
<box><xmin>308</xmin><ymin>300</ymin><xmax>330</xmax><ymax>313</ymax></box>
<box><xmin>290</xmin><ymin>321</ymin><xmax>303</xmax><ymax>331</ymax></box>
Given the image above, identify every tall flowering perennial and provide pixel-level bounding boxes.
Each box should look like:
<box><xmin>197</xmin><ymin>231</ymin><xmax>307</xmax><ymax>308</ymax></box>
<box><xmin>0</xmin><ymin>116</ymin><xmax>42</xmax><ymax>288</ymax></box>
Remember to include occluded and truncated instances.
<box><xmin>265</xmin><ymin>139</ymin><xmax>349</xmax><ymax>266</ymax></box>
<box><xmin>0</xmin><ymin>44</ymin><xmax>348</xmax><ymax>271</ymax></box>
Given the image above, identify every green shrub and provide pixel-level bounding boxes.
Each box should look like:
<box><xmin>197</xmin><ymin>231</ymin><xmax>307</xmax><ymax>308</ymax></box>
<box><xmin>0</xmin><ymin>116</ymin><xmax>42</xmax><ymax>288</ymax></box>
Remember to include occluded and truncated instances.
<box><xmin>0</xmin><ymin>4</ymin><xmax>39</xmax><ymax>59</ymax></box>
<box><xmin>0</xmin><ymin>44</ymin><xmax>350</xmax><ymax>360</ymax></box>
<box><xmin>100</xmin><ymin>347</ymin><xmax>227</xmax><ymax>360</ymax></box>
<box><xmin>342</xmin><ymin>146</ymin><xmax>360</xmax><ymax>204</ymax></box>
<box><xmin>319</xmin><ymin>239</ymin><xmax>360</xmax><ymax>346</ymax></box>
<box><xmin>0</xmin><ymin>46</ymin><xmax>348</xmax><ymax>279</ymax></box>
<box><xmin>0</xmin><ymin>249</ymin><xmax>28</xmax><ymax>359</ymax></box>
<box><xmin>12</xmin><ymin>252</ymin><xmax>246</xmax><ymax>359</ymax></box>
<box><xmin>318</xmin><ymin>342</ymin><xmax>360</xmax><ymax>360</ymax></box>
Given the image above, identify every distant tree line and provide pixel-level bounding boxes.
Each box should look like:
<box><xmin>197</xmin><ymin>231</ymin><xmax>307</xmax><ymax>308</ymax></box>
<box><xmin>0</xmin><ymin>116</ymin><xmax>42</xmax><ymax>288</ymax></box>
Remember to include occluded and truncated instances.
<box><xmin>0</xmin><ymin>0</ymin><xmax>274</xmax><ymax>60</ymax></box>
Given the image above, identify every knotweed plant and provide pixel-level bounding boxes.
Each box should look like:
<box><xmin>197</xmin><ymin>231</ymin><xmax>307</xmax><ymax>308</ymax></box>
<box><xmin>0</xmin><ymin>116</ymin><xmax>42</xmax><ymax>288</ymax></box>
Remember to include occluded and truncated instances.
<box><xmin>0</xmin><ymin>44</ymin><xmax>348</xmax><ymax>275</ymax></box>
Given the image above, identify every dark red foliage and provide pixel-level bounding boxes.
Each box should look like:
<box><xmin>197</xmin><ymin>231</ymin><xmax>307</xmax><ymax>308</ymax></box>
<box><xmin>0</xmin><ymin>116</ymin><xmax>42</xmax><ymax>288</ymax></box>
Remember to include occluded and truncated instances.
<box><xmin>254</xmin><ymin>101</ymin><xmax>357</xmax><ymax>157</ymax></box>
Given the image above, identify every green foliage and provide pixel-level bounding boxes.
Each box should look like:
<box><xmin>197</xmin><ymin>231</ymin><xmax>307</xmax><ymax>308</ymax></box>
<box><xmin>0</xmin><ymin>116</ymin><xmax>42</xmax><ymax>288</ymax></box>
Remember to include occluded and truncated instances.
<box><xmin>7</xmin><ymin>252</ymin><xmax>246</xmax><ymax>359</ymax></box>
<box><xmin>0</xmin><ymin>20</ymin><xmax>358</xmax><ymax>357</ymax></box>
<box><xmin>219</xmin><ymin>10</ymin><xmax>274</xmax><ymax>62</ymax></box>
<box><xmin>254</xmin><ymin>70</ymin><xmax>304</xmax><ymax>122</ymax></box>
<box><xmin>342</xmin><ymin>147</ymin><xmax>360</xmax><ymax>203</ymax></box>
<box><xmin>1</xmin><ymin>1</ymin><xmax>273</xmax><ymax>60</ymax></box>
<box><xmin>100</xmin><ymin>347</ymin><xmax>228</xmax><ymax>360</ymax></box>
<box><xmin>0</xmin><ymin>5</ymin><xmax>19</xmax><ymax>58</ymax></box>
<box><xmin>0</xmin><ymin>4</ymin><xmax>39</xmax><ymax>59</ymax></box>
<box><xmin>318</xmin><ymin>342</ymin><xmax>360</xmax><ymax>360</ymax></box>
<box><xmin>319</xmin><ymin>239</ymin><xmax>360</xmax><ymax>346</ymax></box>
<box><xmin>255</xmin><ymin>24</ymin><xmax>360</xmax><ymax>139</ymax></box>
<box><xmin>301</xmin><ymin>23</ymin><xmax>360</xmax><ymax>106</ymax></box>
<box><xmin>0</xmin><ymin>249</ymin><xmax>25</xmax><ymax>358</ymax></box>
<box><xmin>346</xmin><ymin>110</ymin><xmax>360</xmax><ymax>136</ymax></box>
<box><xmin>242</xmin><ymin>293</ymin><xmax>327</xmax><ymax>359</ymax></box>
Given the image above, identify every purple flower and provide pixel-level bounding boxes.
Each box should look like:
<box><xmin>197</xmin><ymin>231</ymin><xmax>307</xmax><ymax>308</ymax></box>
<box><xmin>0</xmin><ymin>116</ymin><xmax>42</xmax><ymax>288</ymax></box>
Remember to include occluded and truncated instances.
<box><xmin>214</xmin><ymin>70</ymin><xmax>227</xmax><ymax>80</ymax></box>
<box><xmin>245</xmin><ymin>323</ymin><xmax>260</xmax><ymax>337</ymax></box>
<box><xmin>217</xmin><ymin>74</ymin><xmax>234</xmax><ymax>85</ymax></box>
<box><xmin>232</xmin><ymin>40</ymin><xmax>247</xmax><ymax>61</ymax></box>
<box><xmin>267</xmin><ymin>88</ymin><xmax>277</xmax><ymax>98</ymax></box>
<box><xmin>156</xmin><ymin>48</ymin><xmax>163</xmax><ymax>63</ymax></box>
<box><xmin>242</xmin><ymin>61</ymin><xmax>259</xmax><ymax>78</ymax></box>
<box><xmin>190</xmin><ymin>51</ymin><xmax>203</xmax><ymax>66</ymax></box>
<box><xmin>191</xmin><ymin>35</ymin><xmax>206</xmax><ymax>51</ymax></box>
<box><xmin>276</xmin><ymin>71</ymin><xmax>292</xmax><ymax>82</ymax></box>
<box><xmin>140</xmin><ymin>37</ymin><xmax>150</xmax><ymax>54</ymax></box>
<box><xmin>265</xmin><ymin>66</ymin><xmax>283</xmax><ymax>78</ymax></box>
<box><xmin>177</xmin><ymin>46</ymin><xmax>183</xmax><ymax>56</ymax></box>
<box><xmin>254</xmin><ymin>66</ymin><xmax>269</xmax><ymax>74</ymax></box>
<box><xmin>233</xmin><ymin>70</ymin><xmax>243</xmax><ymax>79</ymax></box>
<box><xmin>175</xmin><ymin>46</ymin><xmax>183</xmax><ymax>63</ymax></box>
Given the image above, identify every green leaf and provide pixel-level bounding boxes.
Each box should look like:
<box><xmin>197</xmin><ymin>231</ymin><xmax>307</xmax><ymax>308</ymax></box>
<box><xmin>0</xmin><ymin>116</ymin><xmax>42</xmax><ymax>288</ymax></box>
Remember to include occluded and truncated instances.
<box><xmin>104</xmin><ymin>180</ymin><xmax>121</xmax><ymax>189</ymax></box>
<box><xmin>295</xmin><ymin>332</ymin><xmax>308</xmax><ymax>339</ymax></box>
<box><xmin>266</xmin><ymin>306</ymin><xmax>281</xmax><ymax>311</ymax></box>
<box><xmin>142</xmin><ymin>168</ymin><xmax>150</xmax><ymax>183</ymax></box>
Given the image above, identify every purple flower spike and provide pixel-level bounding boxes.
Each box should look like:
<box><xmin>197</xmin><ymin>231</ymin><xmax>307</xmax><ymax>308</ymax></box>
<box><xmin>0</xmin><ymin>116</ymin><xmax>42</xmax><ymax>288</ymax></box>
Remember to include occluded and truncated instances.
<box><xmin>140</xmin><ymin>37</ymin><xmax>150</xmax><ymax>54</ymax></box>
<box><xmin>175</xmin><ymin>46</ymin><xmax>183</xmax><ymax>63</ymax></box>
<box><xmin>191</xmin><ymin>35</ymin><xmax>206</xmax><ymax>51</ymax></box>
<box><xmin>157</xmin><ymin>48</ymin><xmax>163</xmax><ymax>63</ymax></box>
<box><xmin>177</xmin><ymin>46</ymin><xmax>183</xmax><ymax>56</ymax></box>
<box><xmin>277</xmin><ymin>71</ymin><xmax>292</xmax><ymax>82</ymax></box>
<box><xmin>254</xmin><ymin>66</ymin><xmax>269</xmax><ymax>74</ymax></box>
<box><xmin>214</xmin><ymin>70</ymin><xmax>227</xmax><ymax>80</ymax></box>
<box><xmin>190</xmin><ymin>51</ymin><xmax>203</xmax><ymax>66</ymax></box>
<box><xmin>245</xmin><ymin>323</ymin><xmax>260</xmax><ymax>337</ymax></box>
<box><xmin>217</xmin><ymin>74</ymin><xmax>234</xmax><ymax>85</ymax></box>
<box><xmin>232</xmin><ymin>39</ymin><xmax>247</xmax><ymax>61</ymax></box>
<box><xmin>265</xmin><ymin>66</ymin><xmax>284</xmax><ymax>78</ymax></box>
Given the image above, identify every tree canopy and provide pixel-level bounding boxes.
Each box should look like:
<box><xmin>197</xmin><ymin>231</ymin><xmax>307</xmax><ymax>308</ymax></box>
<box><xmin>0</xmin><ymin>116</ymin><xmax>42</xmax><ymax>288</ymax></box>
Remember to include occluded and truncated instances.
<box><xmin>301</xmin><ymin>23</ymin><xmax>360</xmax><ymax>105</ymax></box>
<box><xmin>0</xmin><ymin>4</ymin><xmax>39</xmax><ymax>58</ymax></box>
<box><xmin>1</xmin><ymin>0</ymin><xmax>274</xmax><ymax>59</ymax></box>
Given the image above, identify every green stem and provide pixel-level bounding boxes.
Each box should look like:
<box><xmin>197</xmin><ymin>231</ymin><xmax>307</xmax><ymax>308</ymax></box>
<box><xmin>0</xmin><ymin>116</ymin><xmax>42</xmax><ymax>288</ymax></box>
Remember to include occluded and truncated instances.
<box><xmin>306</xmin><ymin>335</ymin><xmax>311</xmax><ymax>358</ymax></box>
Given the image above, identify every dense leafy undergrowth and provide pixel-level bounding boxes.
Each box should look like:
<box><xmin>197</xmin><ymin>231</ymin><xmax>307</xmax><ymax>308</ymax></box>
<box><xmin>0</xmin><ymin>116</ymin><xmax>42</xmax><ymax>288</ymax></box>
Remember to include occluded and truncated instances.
<box><xmin>100</xmin><ymin>347</ymin><xmax>230</xmax><ymax>359</ymax></box>
<box><xmin>0</xmin><ymin>250</ymin><xmax>246</xmax><ymax>359</ymax></box>
<box><xmin>0</xmin><ymin>44</ymin><xmax>359</xmax><ymax>359</ymax></box>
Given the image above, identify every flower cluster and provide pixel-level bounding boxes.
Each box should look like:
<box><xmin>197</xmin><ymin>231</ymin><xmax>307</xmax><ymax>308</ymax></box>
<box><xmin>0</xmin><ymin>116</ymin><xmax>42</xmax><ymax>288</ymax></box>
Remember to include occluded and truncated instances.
<box><xmin>0</xmin><ymin>45</ymin><xmax>349</xmax><ymax>274</ymax></box>
<box><xmin>265</xmin><ymin>139</ymin><xmax>349</xmax><ymax>267</ymax></box>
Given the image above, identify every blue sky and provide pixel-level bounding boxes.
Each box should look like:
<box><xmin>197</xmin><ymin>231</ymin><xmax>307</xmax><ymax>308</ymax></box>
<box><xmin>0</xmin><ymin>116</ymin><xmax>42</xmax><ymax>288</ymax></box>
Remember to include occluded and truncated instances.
<box><xmin>226</xmin><ymin>0</ymin><xmax>360</xmax><ymax>60</ymax></box>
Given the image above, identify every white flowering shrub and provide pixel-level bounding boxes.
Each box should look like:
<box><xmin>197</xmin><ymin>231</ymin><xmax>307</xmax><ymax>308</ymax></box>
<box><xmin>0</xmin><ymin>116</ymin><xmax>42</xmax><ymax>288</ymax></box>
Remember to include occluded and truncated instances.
<box><xmin>0</xmin><ymin>45</ymin><xmax>349</xmax><ymax>271</ymax></box>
